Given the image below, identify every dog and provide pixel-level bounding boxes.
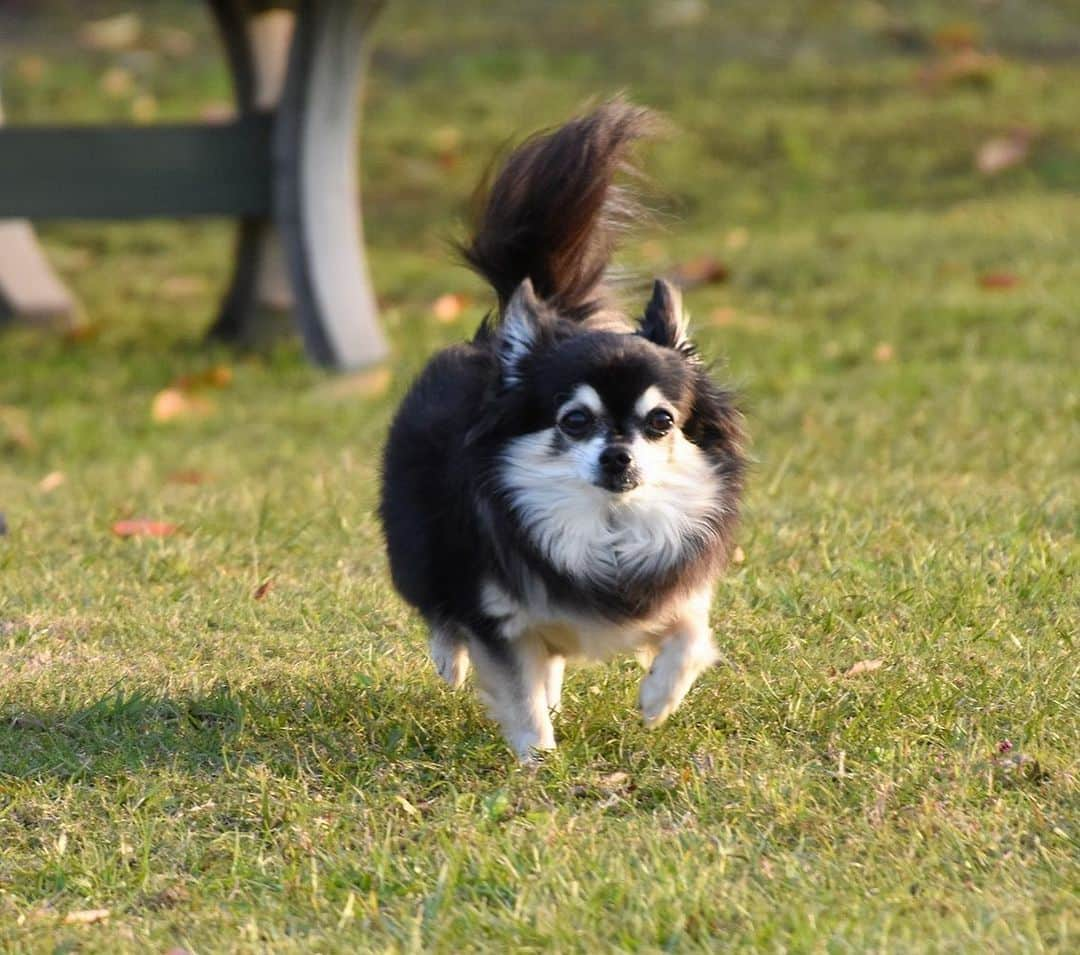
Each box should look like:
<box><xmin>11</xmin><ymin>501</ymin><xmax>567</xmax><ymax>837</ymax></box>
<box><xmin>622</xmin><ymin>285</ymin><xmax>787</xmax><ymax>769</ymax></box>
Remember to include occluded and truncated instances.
<box><xmin>380</xmin><ymin>99</ymin><xmax>746</xmax><ymax>761</ymax></box>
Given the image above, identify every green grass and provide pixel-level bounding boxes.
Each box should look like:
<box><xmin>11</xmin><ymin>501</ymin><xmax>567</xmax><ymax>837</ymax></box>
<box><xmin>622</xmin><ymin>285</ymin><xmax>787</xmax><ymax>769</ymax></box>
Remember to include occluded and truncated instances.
<box><xmin>1</xmin><ymin>1</ymin><xmax>1078</xmax><ymax>951</ymax></box>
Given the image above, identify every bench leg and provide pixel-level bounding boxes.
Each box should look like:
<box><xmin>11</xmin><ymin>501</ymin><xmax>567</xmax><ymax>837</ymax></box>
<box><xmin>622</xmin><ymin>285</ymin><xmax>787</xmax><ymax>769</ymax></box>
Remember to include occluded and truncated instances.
<box><xmin>274</xmin><ymin>0</ymin><xmax>388</xmax><ymax>369</ymax></box>
<box><xmin>0</xmin><ymin>90</ymin><xmax>78</xmax><ymax>325</ymax></box>
<box><xmin>208</xmin><ymin>0</ymin><xmax>387</xmax><ymax>369</ymax></box>
<box><xmin>207</xmin><ymin>3</ymin><xmax>295</xmax><ymax>344</ymax></box>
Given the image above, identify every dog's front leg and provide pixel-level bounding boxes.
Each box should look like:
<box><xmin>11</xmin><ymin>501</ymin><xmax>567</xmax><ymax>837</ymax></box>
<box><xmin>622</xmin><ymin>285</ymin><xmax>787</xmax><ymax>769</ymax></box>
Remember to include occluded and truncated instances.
<box><xmin>638</xmin><ymin>594</ymin><xmax>718</xmax><ymax>728</ymax></box>
<box><xmin>468</xmin><ymin>630</ymin><xmax>557</xmax><ymax>762</ymax></box>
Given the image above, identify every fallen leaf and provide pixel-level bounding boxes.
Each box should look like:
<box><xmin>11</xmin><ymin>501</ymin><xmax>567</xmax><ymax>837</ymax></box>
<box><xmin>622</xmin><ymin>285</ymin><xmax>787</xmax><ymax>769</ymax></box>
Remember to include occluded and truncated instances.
<box><xmin>670</xmin><ymin>255</ymin><xmax>729</xmax><ymax>289</ymax></box>
<box><xmin>709</xmin><ymin>306</ymin><xmax>737</xmax><ymax>327</ymax></box>
<box><xmin>933</xmin><ymin>22</ymin><xmax>980</xmax><ymax>52</ymax></box>
<box><xmin>731</xmin><ymin>545</ymin><xmax>746</xmax><ymax>565</ymax></box>
<box><xmin>979</xmin><ymin>272</ymin><xmax>1020</xmax><ymax>290</ymax></box>
<box><xmin>200</xmin><ymin>101</ymin><xmax>235</xmax><ymax>124</ymax></box>
<box><xmin>63</xmin><ymin>908</ymin><xmax>110</xmax><ymax>925</ymax></box>
<box><xmin>79</xmin><ymin>13</ymin><xmax>142</xmax><ymax>52</ymax></box>
<box><xmin>99</xmin><ymin>66</ymin><xmax>133</xmax><ymax>98</ymax></box>
<box><xmin>598</xmin><ymin>771</ymin><xmax>630</xmax><ymax>789</ymax></box>
<box><xmin>112</xmin><ymin>519</ymin><xmax>178</xmax><ymax>538</ymax></box>
<box><xmin>725</xmin><ymin>226</ymin><xmax>750</xmax><ymax>251</ymax></box>
<box><xmin>0</xmin><ymin>406</ymin><xmax>35</xmax><ymax>451</ymax></box>
<box><xmin>322</xmin><ymin>366</ymin><xmax>393</xmax><ymax>400</ymax></box>
<box><xmin>172</xmin><ymin>365</ymin><xmax>233</xmax><ymax>390</ymax></box>
<box><xmin>161</xmin><ymin>275</ymin><xmax>209</xmax><ymax>300</ymax></box>
<box><xmin>918</xmin><ymin>49</ymin><xmax>1001</xmax><ymax>91</ymax></box>
<box><xmin>976</xmin><ymin>129</ymin><xmax>1032</xmax><ymax>176</ymax></box>
<box><xmin>650</xmin><ymin>0</ymin><xmax>707</xmax><ymax>28</ymax></box>
<box><xmin>158</xmin><ymin>27</ymin><xmax>195</xmax><ymax>58</ymax></box>
<box><xmin>131</xmin><ymin>94</ymin><xmax>158</xmax><ymax>124</ymax></box>
<box><xmin>166</xmin><ymin>469</ymin><xmax>210</xmax><ymax>486</ymax></box>
<box><xmin>16</xmin><ymin>55</ymin><xmax>49</xmax><ymax>84</ymax></box>
<box><xmin>63</xmin><ymin>321</ymin><xmax>102</xmax><ymax>344</ymax></box>
<box><xmin>432</xmin><ymin>293</ymin><xmax>470</xmax><ymax>323</ymax></box>
<box><xmin>843</xmin><ymin>658</ymin><xmax>885</xmax><ymax>678</ymax></box>
<box><xmin>254</xmin><ymin>579</ymin><xmax>274</xmax><ymax>601</ymax></box>
<box><xmin>38</xmin><ymin>471</ymin><xmax>66</xmax><ymax>493</ymax></box>
<box><xmin>873</xmin><ymin>342</ymin><xmax>895</xmax><ymax>363</ymax></box>
<box><xmin>151</xmin><ymin>388</ymin><xmax>214</xmax><ymax>423</ymax></box>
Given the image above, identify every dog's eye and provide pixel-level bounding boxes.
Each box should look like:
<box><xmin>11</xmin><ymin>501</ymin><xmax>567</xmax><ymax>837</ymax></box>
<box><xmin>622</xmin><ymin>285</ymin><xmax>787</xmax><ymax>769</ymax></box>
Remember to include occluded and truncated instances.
<box><xmin>559</xmin><ymin>409</ymin><xmax>594</xmax><ymax>438</ymax></box>
<box><xmin>644</xmin><ymin>408</ymin><xmax>674</xmax><ymax>438</ymax></box>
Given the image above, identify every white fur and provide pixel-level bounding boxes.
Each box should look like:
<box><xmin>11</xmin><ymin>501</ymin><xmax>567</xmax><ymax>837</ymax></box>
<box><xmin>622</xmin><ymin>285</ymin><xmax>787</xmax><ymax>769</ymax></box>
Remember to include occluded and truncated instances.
<box><xmin>499</xmin><ymin>423</ymin><xmax>725</xmax><ymax>589</ymax></box>
<box><xmin>498</xmin><ymin>282</ymin><xmax>541</xmax><ymax>388</ymax></box>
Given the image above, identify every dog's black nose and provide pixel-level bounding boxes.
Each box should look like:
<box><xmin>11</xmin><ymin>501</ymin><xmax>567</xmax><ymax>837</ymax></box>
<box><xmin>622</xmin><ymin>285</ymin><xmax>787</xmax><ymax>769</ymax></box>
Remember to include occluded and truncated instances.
<box><xmin>600</xmin><ymin>446</ymin><xmax>632</xmax><ymax>474</ymax></box>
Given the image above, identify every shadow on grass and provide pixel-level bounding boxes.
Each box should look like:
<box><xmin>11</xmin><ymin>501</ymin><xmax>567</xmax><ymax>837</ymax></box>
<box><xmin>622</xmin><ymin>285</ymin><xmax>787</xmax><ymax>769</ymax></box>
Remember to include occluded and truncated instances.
<box><xmin>0</xmin><ymin>681</ymin><xmax>514</xmax><ymax>782</ymax></box>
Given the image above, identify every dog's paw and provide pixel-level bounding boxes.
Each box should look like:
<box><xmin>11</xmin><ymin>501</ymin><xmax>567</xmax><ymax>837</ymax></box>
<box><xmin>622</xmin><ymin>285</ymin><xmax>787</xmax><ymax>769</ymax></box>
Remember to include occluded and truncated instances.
<box><xmin>638</xmin><ymin>675</ymin><xmax>679</xmax><ymax>729</ymax></box>
<box><xmin>430</xmin><ymin>630</ymin><xmax>470</xmax><ymax>689</ymax></box>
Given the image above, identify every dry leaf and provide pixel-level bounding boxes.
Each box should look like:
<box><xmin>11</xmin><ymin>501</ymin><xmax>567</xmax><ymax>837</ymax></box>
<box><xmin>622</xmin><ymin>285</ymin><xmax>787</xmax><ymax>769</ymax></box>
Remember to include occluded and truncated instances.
<box><xmin>843</xmin><ymin>658</ymin><xmax>885</xmax><ymax>678</ymax></box>
<box><xmin>172</xmin><ymin>365</ymin><xmax>233</xmax><ymax>390</ymax></box>
<box><xmin>919</xmin><ymin>49</ymin><xmax>1001</xmax><ymax>91</ymax></box>
<box><xmin>670</xmin><ymin>255</ymin><xmax>730</xmax><ymax>289</ymax></box>
<box><xmin>322</xmin><ymin>366</ymin><xmax>393</xmax><ymax>400</ymax></box>
<box><xmin>112</xmin><ymin>519</ymin><xmax>178</xmax><ymax>538</ymax></box>
<box><xmin>79</xmin><ymin>13</ymin><xmax>142</xmax><ymax>52</ymax></box>
<box><xmin>432</xmin><ymin>293</ymin><xmax>469</xmax><ymax>324</ymax></box>
<box><xmin>38</xmin><ymin>471</ymin><xmax>66</xmax><ymax>493</ymax></box>
<box><xmin>131</xmin><ymin>94</ymin><xmax>158</xmax><ymax>124</ymax></box>
<box><xmin>16</xmin><ymin>55</ymin><xmax>49</xmax><ymax>84</ymax></box>
<box><xmin>651</xmin><ymin>0</ymin><xmax>707</xmax><ymax>28</ymax></box>
<box><xmin>979</xmin><ymin>272</ymin><xmax>1020</xmax><ymax>290</ymax></box>
<box><xmin>158</xmin><ymin>27</ymin><xmax>195</xmax><ymax>58</ymax></box>
<box><xmin>161</xmin><ymin>274</ymin><xmax>209</xmax><ymax>300</ymax></box>
<box><xmin>0</xmin><ymin>406</ymin><xmax>35</xmax><ymax>451</ymax></box>
<box><xmin>709</xmin><ymin>307</ymin><xmax>737</xmax><ymax>327</ymax></box>
<box><xmin>598</xmin><ymin>771</ymin><xmax>630</xmax><ymax>789</ymax></box>
<box><xmin>725</xmin><ymin>227</ymin><xmax>749</xmax><ymax>251</ymax></box>
<box><xmin>63</xmin><ymin>908</ymin><xmax>110</xmax><ymax>925</ymax></box>
<box><xmin>254</xmin><ymin>579</ymin><xmax>274</xmax><ymax>601</ymax></box>
<box><xmin>151</xmin><ymin>388</ymin><xmax>214</xmax><ymax>423</ymax></box>
<box><xmin>976</xmin><ymin>129</ymin><xmax>1032</xmax><ymax>176</ymax></box>
<box><xmin>873</xmin><ymin>342</ymin><xmax>895</xmax><ymax>363</ymax></box>
<box><xmin>99</xmin><ymin>66</ymin><xmax>133</xmax><ymax>98</ymax></box>
<box><xmin>731</xmin><ymin>545</ymin><xmax>746</xmax><ymax>565</ymax></box>
<box><xmin>933</xmin><ymin>22</ymin><xmax>979</xmax><ymax>52</ymax></box>
<box><xmin>166</xmin><ymin>469</ymin><xmax>210</xmax><ymax>486</ymax></box>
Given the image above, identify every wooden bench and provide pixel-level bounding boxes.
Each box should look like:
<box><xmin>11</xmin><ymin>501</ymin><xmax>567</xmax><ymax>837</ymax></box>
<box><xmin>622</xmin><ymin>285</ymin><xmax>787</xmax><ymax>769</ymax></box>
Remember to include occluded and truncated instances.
<box><xmin>0</xmin><ymin>0</ymin><xmax>388</xmax><ymax>370</ymax></box>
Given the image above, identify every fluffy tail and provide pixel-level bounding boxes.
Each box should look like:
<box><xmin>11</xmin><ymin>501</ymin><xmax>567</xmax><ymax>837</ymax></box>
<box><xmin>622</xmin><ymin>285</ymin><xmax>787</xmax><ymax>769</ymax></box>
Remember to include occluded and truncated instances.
<box><xmin>462</xmin><ymin>97</ymin><xmax>659</xmax><ymax>321</ymax></box>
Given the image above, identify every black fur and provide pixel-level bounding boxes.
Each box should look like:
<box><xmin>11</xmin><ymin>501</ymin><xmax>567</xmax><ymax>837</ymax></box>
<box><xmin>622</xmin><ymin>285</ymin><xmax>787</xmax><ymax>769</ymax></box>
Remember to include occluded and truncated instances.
<box><xmin>380</xmin><ymin>99</ymin><xmax>745</xmax><ymax>661</ymax></box>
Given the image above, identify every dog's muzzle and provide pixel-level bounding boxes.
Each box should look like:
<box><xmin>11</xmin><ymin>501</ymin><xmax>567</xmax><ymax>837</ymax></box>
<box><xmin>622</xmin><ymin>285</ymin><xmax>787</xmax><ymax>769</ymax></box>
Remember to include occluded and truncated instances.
<box><xmin>597</xmin><ymin>444</ymin><xmax>639</xmax><ymax>493</ymax></box>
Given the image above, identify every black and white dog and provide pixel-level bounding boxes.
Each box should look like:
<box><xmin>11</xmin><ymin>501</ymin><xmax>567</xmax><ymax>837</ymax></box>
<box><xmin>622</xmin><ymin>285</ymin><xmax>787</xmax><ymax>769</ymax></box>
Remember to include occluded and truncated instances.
<box><xmin>380</xmin><ymin>100</ymin><xmax>745</xmax><ymax>761</ymax></box>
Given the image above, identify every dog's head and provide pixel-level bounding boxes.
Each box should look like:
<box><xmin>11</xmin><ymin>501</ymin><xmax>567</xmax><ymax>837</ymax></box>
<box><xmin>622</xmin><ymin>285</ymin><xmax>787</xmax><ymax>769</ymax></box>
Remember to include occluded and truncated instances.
<box><xmin>472</xmin><ymin>278</ymin><xmax>744</xmax><ymax>586</ymax></box>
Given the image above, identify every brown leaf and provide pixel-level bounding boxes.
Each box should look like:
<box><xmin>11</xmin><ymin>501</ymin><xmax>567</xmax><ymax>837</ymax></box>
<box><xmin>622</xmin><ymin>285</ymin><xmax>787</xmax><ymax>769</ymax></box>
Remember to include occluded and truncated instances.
<box><xmin>161</xmin><ymin>275</ymin><xmax>210</xmax><ymax>300</ymax></box>
<box><xmin>730</xmin><ymin>545</ymin><xmax>746</xmax><ymax>565</ymax></box>
<box><xmin>0</xmin><ymin>406</ymin><xmax>35</xmax><ymax>452</ymax></box>
<box><xmin>979</xmin><ymin>272</ymin><xmax>1020</xmax><ymax>290</ymax></box>
<box><xmin>254</xmin><ymin>579</ymin><xmax>275</xmax><ymax>601</ymax></box>
<box><xmin>843</xmin><ymin>658</ymin><xmax>885</xmax><ymax>678</ymax></box>
<box><xmin>99</xmin><ymin>66</ymin><xmax>133</xmax><ymax>99</ymax></box>
<box><xmin>112</xmin><ymin>519</ymin><xmax>178</xmax><ymax>539</ymax></box>
<box><xmin>321</xmin><ymin>366</ymin><xmax>393</xmax><ymax>401</ymax></box>
<box><xmin>151</xmin><ymin>388</ymin><xmax>214</xmax><ymax>423</ymax></box>
<box><xmin>432</xmin><ymin>293</ymin><xmax>470</xmax><ymax>324</ymax></box>
<box><xmin>78</xmin><ymin>13</ymin><xmax>142</xmax><ymax>52</ymax></box>
<box><xmin>670</xmin><ymin>255</ymin><xmax>729</xmax><ymax>289</ymax></box>
<box><xmin>38</xmin><ymin>471</ymin><xmax>66</xmax><ymax>493</ymax></box>
<box><xmin>63</xmin><ymin>908</ymin><xmax>110</xmax><ymax>925</ymax></box>
<box><xmin>932</xmin><ymin>22</ymin><xmax>980</xmax><ymax>52</ymax></box>
<box><xmin>976</xmin><ymin>129</ymin><xmax>1032</xmax><ymax>176</ymax></box>
<box><xmin>873</xmin><ymin>342</ymin><xmax>895</xmax><ymax>363</ymax></box>
<box><xmin>918</xmin><ymin>49</ymin><xmax>1001</xmax><ymax>91</ymax></box>
<box><xmin>166</xmin><ymin>469</ymin><xmax>210</xmax><ymax>486</ymax></box>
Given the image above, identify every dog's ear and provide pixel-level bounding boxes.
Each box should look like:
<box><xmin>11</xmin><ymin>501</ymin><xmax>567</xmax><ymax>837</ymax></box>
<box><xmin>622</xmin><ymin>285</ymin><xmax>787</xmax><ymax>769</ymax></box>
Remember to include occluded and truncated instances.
<box><xmin>497</xmin><ymin>278</ymin><xmax>549</xmax><ymax>387</ymax></box>
<box><xmin>639</xmin><ymin>278</ymin><xmax>690</xmax><ymax>351</ymax></box>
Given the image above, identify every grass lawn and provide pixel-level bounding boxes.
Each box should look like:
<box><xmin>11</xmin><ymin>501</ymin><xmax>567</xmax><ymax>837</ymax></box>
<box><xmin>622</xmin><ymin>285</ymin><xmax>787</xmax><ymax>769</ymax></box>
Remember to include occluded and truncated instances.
<box><xmin>1</xmin><ymin>1</ymin><xmax>1077</xmax><ymax>951</ymax></box>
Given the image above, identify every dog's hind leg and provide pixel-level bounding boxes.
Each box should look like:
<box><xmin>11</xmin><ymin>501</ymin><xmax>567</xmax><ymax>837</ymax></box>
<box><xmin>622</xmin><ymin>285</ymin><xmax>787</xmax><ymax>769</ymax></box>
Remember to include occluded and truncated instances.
<box><xmin>638</xmin><ymin>591</ymin><xmax>719</xmax><ymax>728</ymax></box>
<box><xmin>468</xmin><ymin>631</ymin><xmax>557</xmax><ymax>762</ymax></box>
<box><xmin>430</xmin><ymin>623</ymin><xmax>470</xmax><ymax>689</ymax></box>
<box><xmin>545</xmin><ymin>654</ymin><xmax>566</xmax><ymax>715</ymax></box>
